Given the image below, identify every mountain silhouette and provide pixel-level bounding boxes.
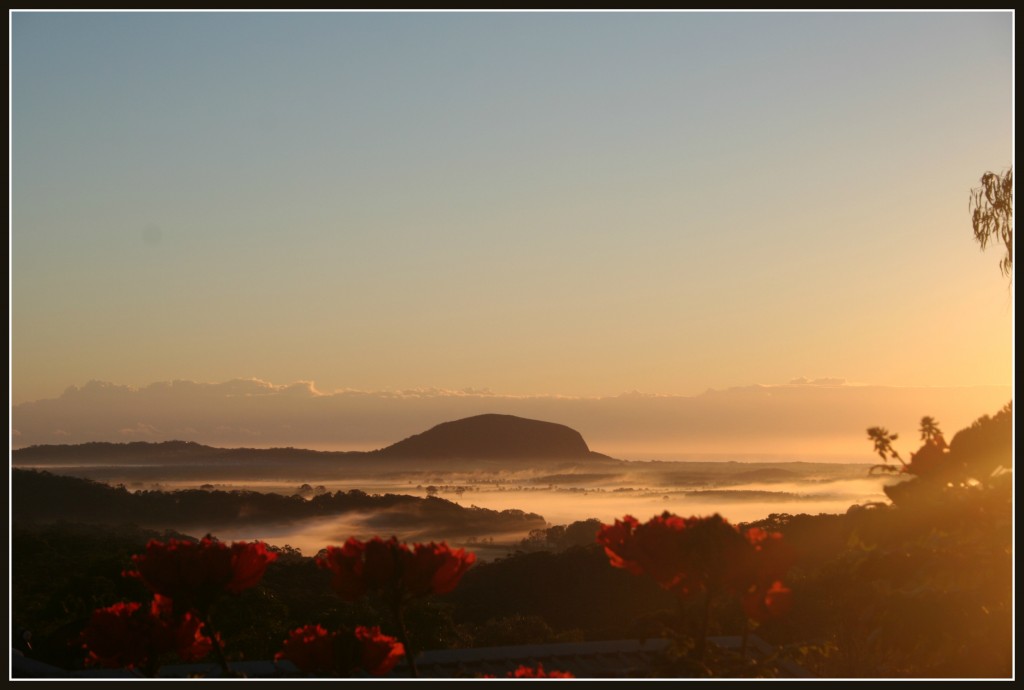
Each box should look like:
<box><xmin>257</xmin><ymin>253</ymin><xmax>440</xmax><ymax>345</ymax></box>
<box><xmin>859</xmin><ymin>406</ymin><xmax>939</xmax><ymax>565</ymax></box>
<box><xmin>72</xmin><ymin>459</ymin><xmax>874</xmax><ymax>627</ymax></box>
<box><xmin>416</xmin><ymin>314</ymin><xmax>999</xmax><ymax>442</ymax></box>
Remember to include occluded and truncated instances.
<box><xmin>12</xmin><ymin>414</ymin><xmax>612</xmax><ymax>465</ymax></box>
<box><xmin>373</xmin><ymin>414</ymin><xmax>605</xmax><ymax>460</ymax></box>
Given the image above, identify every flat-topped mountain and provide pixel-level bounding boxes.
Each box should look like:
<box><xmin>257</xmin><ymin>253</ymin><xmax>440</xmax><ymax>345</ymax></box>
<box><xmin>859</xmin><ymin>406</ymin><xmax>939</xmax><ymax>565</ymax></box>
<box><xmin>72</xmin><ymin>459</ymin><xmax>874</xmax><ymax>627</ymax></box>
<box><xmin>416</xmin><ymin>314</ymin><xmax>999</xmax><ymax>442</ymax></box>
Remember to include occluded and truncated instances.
<box><xmin>373</xmin><ymin>413</ymin><xmax>604</xmax><ymax>460</ymax></box>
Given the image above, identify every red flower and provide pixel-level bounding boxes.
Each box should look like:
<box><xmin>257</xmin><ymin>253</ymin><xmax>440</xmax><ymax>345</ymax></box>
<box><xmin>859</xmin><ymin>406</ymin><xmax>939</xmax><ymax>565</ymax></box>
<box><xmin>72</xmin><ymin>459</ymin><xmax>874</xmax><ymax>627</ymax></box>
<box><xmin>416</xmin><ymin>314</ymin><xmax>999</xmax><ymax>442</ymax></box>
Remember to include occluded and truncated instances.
<box><xmin>362</xmin><ymin>537</ymin><xmax>402</xmax><ymax>590</ymax></box>
<box><xmin>764</xmin><ymin>580</ymin><xmax>793</xmax><ymax>617</ymax></box>
<box><xmin>318</xmin><ymin>537</ymin><xmax>475</xmax><ymax>601</ymax></box>
<box><xmin>600</xmin><ymin>512</ymin><xmax>796</xmax><ymax>622</ymax></box>
<box><xmin>127</xmin><ymin>537</ymin><xmax>276</xmax><ymax>613</ymax></box>
<box><xmin>227</xmin><ymin>540</ymin><xmax>278</xmax><ymax>593</ymax></box>
<box><xmin>148</xmin><ymin>594</ymin><xmax>213</xmax><ymax>662</ymax></box>
<box><xmin>594</xmin><ymin>515</ymin><xmax>644</xmax><ymax>576</ymax></box>
<box><xmin>80</xmin><ymin>596</ymin><xmax>212</xmax><ymax>669</ymax></box>
<box><xmin>276</xmin><ymin>624</ymin><xmax>338</xmax><ymax>675</ymax></box>
<box><xmin>741</xmin><ymin>580</ymin><xmax>793</xmax><ymax>622</ymax></box>
<box><xmin>597</xmin><ymin>512</ymin><xmax>797</xmax><ymax>615</ymax></box>
<box><xmin>81</xmin><ymin>601</ymin><xmax>154</xmax><ymax>669</ymax></box>
<box><xmin>596</xmin><ymin>513</ymin><xmax>698</xmax><ymax>588</ymax></box>
<box><xmin>354</xmin><ymin>625</ymin><xmax>405</xmax><ymax>677</ymax></box>
<box><xmin>317</xmin><ymin>539</ymin><xmax>367</xmax><ymax>601</ymax></box>
<box><xmin>741</xmin><ymin>527</ymin><xmax>795</xmax><ymax>586</ymax></box>
<box><xmin>597</xmin><ymin>512</ymin><xmax>749</xmax><ymax>598</ymax></box>
<box><xmin>318</xmin><ymin>537</ymin><xmax>394</xmax><ymax>601</ymax></box>
<box><xmin>508</xmin><ymin>663</ymin><xmax>575</xmax><ymax>678</ymax></box>
<box><xmin>729</xmin><ymin>527</ymin><xmax>795</xmax><ymax>621</ymax></box>
<box><xmin>402</xmin><ymin>542</ymin><xmax>476</xmax><ymax>597</ymax></box>
<box><xmin>275</xmin><ymin>624</ymin><xmax>404</xmax><ymax>677</ymax></box>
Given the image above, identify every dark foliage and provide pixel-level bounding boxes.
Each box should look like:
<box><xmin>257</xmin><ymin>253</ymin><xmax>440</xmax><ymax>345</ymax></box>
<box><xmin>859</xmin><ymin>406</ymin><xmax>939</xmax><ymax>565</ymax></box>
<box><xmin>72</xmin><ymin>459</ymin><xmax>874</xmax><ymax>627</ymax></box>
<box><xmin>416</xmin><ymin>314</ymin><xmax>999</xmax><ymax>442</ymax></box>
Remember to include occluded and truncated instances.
<box><xmin>516</xmin><ymin>519</ymin><xmax>605</xmax><ymax>552</ymax></box>
<box><xmin>11</xmin><ymin>470</ymin><xmax>544</xmax><ymax>536</ymax></box>
<box><xmin>11</xmin><ymin>406</ymin><xmax>1013</xmax><ymax>677</ymax></box>
<box><xmin>969</xmin><ymin>166</ymin><xmax>1013</xmax><ymax>278</ymax></box>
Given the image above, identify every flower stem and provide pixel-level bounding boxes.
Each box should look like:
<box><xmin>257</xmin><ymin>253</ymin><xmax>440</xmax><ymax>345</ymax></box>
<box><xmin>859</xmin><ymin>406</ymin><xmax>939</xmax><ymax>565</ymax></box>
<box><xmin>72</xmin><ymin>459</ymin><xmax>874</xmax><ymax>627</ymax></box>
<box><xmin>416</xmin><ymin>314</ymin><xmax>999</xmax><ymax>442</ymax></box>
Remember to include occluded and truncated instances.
<box><xmin>393</xmin><ymin>594</ymin><xmax>419</xmax><ymax>678</ymax></box>
<box><xmin>695</xmin><ymin>590</ymin><xmax>712</xmax><ymax>663</ymax></box>
<box><xmin>199</xmin><ymin>615</ymin><xmax>232</xmax><ymax>677</ymax></box>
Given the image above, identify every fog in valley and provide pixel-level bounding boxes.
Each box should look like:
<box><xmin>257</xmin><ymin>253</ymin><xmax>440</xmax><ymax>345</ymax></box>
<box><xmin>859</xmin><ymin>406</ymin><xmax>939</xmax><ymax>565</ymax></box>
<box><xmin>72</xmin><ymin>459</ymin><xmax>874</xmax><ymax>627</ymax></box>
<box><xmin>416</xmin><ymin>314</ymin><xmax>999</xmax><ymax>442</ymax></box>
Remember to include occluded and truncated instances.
<box><xmin>18</xmin><ymin>458</ymin><xmax>889</xmax><ymax>560</ymax></box>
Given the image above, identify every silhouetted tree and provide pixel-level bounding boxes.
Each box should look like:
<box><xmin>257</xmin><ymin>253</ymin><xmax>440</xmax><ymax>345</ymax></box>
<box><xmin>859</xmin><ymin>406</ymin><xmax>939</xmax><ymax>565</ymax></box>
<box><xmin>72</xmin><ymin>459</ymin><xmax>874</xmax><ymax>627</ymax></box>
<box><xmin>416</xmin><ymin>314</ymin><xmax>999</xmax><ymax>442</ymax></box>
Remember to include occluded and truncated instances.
<box><xmin>866</xmin><ymin>427</ymin><xmax>904</xmax><ymax>474</ymax></box>
<box><xmin>918</xmin><ymin>416</ymin><xmax>943</xmax><ymax>445</ymax></box>
<box><xmin>947</xmin><ymin>401</ymin><xmax>1013</xmax><ymax>479</ymax></box>
<box><xmin>969</xmin><ymin>167</ymin><xmax>1013</xmax><ymax>279</ymax></box>
<box><xmin>869</xmin><ymin>405</ymin><xmax>1012</xmax><ymax>511</ymax></box>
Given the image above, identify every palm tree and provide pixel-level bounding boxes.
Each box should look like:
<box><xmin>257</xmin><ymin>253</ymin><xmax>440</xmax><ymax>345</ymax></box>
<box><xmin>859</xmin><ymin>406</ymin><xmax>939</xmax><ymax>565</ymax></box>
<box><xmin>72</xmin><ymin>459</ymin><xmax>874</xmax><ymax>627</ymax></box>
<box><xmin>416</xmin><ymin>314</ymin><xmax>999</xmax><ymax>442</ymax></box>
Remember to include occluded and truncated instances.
<box><xmin>867</xmin><ymin>427</ymin><xmax>906</xmax><ymax>473</ymax></box>
<box><xmin>919</xmin><ymin>416</ymin><xmax>943</xmax><ymax>444</ymax></box>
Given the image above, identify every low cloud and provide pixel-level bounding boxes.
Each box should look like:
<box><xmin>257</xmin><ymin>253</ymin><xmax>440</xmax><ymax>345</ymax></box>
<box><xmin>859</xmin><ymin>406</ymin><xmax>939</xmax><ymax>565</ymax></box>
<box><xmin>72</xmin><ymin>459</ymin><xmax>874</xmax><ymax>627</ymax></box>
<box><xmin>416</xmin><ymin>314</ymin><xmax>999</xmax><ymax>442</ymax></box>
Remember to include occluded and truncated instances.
<box><xmin>788</xmin><ymin>377</ymin><xmax>847</xmax><ymax>386</ymax></box>
<box><xmin>118</xmin><ymin>422</ymin><xmax>161</xmax><ymax>438</ymax></box>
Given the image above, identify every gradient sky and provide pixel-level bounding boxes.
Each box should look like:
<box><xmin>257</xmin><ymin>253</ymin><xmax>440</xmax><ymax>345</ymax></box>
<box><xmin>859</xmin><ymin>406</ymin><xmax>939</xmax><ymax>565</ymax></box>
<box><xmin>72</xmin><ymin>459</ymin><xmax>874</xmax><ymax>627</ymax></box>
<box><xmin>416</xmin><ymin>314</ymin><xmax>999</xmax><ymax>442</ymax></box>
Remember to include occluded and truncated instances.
<box><xmin>10</xmin><ymin>11</ymin><xmax>1014</xmax><ymax>407</ymax></box>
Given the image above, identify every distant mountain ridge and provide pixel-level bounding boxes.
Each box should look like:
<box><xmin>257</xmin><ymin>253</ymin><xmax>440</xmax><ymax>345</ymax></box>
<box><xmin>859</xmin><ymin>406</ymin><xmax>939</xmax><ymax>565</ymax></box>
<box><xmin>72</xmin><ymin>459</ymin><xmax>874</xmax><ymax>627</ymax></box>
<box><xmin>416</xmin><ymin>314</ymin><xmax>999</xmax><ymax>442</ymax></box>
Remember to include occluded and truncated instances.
<box><xmin>12</xmin><ymin>413</ymin><xmax>611</xmax><ymax>464</ymax></box>
<box><xmin>11</xmin><ymin>439</ymin><xmax>351</xmax><ymax>464</ymax></box>
<box><xmin>373</xmin><ymin>413</ymin><xmax>607</xmax><ymax>460</ymax></box>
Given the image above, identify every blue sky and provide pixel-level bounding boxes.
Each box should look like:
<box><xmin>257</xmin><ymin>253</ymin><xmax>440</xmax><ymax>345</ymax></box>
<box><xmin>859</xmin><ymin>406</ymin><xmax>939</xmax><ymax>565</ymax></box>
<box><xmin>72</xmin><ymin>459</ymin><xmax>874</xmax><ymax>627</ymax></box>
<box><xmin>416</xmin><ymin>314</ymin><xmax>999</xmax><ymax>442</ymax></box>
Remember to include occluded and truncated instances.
<box><xmin>11</xmin><ymin>11</ymin><xmax>1014</xmax><ymax>406</ymax></box>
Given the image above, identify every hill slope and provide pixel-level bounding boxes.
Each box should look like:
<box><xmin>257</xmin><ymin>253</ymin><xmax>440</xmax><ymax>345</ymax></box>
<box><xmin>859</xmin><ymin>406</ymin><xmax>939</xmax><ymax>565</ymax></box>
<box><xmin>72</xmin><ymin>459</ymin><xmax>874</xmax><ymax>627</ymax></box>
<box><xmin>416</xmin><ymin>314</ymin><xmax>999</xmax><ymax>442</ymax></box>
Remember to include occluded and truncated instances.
<box><xmin>374</xmin><ymin>413</ymin><xmax>605</xmax><ymax>460</ymax></box>
<box><xmin>13</xmin><ymin>414</ymin><xmax>611</xmax><ymax>465</ymax></box>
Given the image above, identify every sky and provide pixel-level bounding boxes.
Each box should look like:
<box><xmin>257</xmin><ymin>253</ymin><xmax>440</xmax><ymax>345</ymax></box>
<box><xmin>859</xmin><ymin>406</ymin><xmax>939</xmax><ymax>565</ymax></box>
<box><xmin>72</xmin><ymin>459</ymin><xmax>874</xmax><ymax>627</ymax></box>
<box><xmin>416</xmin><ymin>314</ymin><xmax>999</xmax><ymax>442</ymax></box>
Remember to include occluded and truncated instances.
<box><xmin>9</xmin><ymin>11</ymin><xmax>1014</xmax><ymax>453</ymax></box>
<box><xmin>9</xmin><ymin>378</ymin><xmax>1011</xmax><ymax>460</ymax></box>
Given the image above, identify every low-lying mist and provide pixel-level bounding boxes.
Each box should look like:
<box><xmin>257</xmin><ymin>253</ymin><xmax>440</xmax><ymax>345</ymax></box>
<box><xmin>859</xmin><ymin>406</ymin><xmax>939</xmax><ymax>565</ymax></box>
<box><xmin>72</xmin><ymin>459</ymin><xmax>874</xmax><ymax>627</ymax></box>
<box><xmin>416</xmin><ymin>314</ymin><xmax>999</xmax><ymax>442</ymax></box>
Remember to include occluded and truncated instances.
<box><xmin>15</xmin><ymin>458</ymin><xmax>889</xmax><ymax>560</ymax></box>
